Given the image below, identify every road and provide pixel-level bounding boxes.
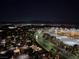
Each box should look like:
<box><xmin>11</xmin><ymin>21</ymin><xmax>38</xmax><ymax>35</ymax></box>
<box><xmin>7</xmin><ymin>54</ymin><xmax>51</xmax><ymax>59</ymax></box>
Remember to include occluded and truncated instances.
<box><xmin>35</xmin><ymin>29</ymin><xmax>79</xmax><ymax>59</ymax></box>
<box><xmin>47</xmin><ymin>28</ymin><xmax>79</xmax><ymax>46</ymax></box>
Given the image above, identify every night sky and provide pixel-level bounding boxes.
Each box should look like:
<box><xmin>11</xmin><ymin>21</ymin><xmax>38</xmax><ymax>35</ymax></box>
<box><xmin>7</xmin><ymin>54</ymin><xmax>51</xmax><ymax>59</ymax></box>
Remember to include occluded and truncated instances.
<box><xmin>0</xmin><ymin>0</ymin><xmax>79</xmax><ymax>24</ymax></box>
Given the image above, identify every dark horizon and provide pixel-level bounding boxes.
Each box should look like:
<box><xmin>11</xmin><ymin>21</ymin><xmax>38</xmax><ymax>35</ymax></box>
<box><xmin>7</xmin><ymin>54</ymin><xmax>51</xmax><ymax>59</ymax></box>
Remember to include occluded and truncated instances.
<box><xmin>0</xmin><ymin>0</ymin><xmax>79</xmax><ymax>24</ymax></box>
